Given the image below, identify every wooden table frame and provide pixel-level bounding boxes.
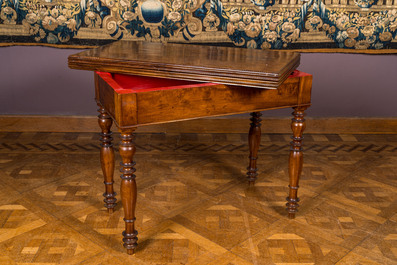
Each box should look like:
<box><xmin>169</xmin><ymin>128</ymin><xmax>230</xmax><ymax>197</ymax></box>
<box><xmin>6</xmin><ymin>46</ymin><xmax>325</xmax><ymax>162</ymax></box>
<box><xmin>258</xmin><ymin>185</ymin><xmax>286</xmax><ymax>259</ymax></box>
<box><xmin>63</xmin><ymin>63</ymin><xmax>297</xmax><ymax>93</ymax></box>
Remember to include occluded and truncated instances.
<box><xmin>68</xmin><ymin>41</ymin><xmax>312</xmax><ymax>255</ymax></box>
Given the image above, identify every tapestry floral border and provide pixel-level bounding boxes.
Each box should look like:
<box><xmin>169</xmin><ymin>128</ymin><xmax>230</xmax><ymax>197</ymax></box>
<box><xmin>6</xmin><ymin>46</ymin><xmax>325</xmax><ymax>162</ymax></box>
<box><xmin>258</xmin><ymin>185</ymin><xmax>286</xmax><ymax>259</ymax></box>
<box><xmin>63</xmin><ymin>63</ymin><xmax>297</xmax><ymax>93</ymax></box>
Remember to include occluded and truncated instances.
<box><xmin>0</xmin><ymin>0</ymin><xmax>396</xmax><ymax>52</ymax></box>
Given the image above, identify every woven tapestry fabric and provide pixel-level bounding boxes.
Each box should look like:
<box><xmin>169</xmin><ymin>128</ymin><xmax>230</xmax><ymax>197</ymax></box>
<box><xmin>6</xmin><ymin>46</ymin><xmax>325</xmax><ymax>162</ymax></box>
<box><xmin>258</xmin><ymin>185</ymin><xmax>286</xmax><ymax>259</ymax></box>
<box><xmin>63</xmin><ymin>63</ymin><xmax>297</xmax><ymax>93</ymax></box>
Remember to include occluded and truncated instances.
<box><xmin>0</xmin><ymin>0</ymin><xmax>396</xmax><ymax>53</ymax></box>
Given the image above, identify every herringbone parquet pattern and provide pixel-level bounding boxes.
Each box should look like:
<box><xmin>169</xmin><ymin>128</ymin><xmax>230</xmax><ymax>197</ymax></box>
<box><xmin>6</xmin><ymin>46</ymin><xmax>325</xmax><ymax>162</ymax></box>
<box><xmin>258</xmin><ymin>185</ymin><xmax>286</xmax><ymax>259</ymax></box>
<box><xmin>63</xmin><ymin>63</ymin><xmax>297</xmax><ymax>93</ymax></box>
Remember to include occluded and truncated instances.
<box><xmin>0</xmin><ymin>131</ymin><xmax>396</xmax><ymax>264</ymax></box>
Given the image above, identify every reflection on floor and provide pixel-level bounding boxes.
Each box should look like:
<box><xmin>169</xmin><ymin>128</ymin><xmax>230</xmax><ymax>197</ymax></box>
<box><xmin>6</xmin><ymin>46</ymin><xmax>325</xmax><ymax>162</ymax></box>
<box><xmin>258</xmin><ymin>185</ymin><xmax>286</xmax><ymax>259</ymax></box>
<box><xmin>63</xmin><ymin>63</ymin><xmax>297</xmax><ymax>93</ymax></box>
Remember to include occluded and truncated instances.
<box><xmin>0</xmin><ymin>131</ymin><xmax>396</xmax><ymax>264</ymax></box>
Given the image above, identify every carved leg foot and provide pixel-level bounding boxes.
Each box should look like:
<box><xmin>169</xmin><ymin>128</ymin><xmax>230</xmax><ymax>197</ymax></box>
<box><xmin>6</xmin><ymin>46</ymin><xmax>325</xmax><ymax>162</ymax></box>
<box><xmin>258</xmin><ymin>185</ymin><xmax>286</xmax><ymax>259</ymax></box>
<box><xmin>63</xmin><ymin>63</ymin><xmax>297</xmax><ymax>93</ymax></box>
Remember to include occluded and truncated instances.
<box><xmin>246</xmin><ymin>112</ymin><xmax>262</xmax><ymax>184</ymax></box>
<box><xmin>119</xmin><ymin>129</ymin><xmax>138</xmax><ymax>255</ymax></box>
<box><xmin>286</xmin><ymin>107</ymin><xmax>307</xmax><ymax>219</ymax></box>
<box><xmin>98</xmin><ymin>106</ymin><xmax>117</xmax><ymax>213</ymax></box>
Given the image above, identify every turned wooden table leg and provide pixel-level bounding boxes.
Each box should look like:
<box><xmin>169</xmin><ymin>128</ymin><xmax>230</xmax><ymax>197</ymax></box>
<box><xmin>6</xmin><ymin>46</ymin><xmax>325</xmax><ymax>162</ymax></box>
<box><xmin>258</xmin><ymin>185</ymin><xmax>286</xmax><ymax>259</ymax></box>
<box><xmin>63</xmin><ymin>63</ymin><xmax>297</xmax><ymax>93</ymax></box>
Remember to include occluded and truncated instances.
<box><xmin>119</xmin><ymin>129</ymin><xmax>138</xmax><ymax>255</ymax></box>
<box><xmin>286</xmin><ymin>106</ymin><xmax>307</xmax><ymax>219</ymax></box>
<box><xmin>98</xmin><ymin>106</ymin><xmax>117</xmax><ymax>213</ymax></box>
<box><xmin>246</xmin><ymin>112</ymin><xmax>262</xmax><ymax>184</ymax></box>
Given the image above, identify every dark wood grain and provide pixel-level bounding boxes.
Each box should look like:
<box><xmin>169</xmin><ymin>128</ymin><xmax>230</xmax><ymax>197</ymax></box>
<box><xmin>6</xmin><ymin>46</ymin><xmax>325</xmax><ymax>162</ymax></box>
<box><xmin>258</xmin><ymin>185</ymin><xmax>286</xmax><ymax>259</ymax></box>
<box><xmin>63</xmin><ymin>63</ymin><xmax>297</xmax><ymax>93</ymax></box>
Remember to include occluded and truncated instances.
<box><xmin>69</xmin><ymin>41</ymin><xmax>300</xmax><ymax>89</ymax></box>
<box><xmin>247</xmin><ymin>112</ymin><xmax>262</xmax><ymax>184</ymax></box>
<box><xmin>97</xmin><ymin>106</ymin><xmax>117</xmax><ymax>213</ymax></box>
<box><xmin>119</xmin><ymin>129</ymin><xmax>138</xmax><ymax>255</ymax></box>
<box><xmin>286</xmin><ymin>106</ymin><xmax>307</xmax><ymax>218</ymax></box>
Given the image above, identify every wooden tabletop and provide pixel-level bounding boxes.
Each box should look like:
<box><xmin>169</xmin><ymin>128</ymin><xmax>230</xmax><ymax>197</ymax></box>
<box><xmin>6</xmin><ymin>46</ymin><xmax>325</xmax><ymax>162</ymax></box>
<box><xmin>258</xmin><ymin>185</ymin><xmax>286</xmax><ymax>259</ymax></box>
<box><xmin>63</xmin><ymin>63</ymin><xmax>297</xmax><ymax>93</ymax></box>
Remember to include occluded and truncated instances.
<box><xmin>68</xmin><ymin>41</ymin><xmax>300</xmax><ymax>89</ymax></box>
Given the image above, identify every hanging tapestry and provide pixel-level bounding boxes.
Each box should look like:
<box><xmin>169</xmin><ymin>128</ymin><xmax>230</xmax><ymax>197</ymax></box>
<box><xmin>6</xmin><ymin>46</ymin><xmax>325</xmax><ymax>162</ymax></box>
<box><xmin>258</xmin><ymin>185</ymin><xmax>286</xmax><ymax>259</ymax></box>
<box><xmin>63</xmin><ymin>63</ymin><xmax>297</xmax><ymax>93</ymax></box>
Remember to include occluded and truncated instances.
<box><xmin>0</xmin><ymin>0</ymin><xmax>396</xmax><ymax>53</ymax></box>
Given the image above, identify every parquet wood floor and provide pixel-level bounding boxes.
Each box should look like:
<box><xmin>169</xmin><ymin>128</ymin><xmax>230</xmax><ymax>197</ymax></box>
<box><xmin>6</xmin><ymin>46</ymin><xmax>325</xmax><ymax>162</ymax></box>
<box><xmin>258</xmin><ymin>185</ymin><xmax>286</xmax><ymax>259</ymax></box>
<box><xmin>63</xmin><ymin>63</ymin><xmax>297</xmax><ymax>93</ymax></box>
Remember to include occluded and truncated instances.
<box><xmin>0</xmin><ymin>131</ymin><xmax>396</xmax><ymax>264</ymax></box>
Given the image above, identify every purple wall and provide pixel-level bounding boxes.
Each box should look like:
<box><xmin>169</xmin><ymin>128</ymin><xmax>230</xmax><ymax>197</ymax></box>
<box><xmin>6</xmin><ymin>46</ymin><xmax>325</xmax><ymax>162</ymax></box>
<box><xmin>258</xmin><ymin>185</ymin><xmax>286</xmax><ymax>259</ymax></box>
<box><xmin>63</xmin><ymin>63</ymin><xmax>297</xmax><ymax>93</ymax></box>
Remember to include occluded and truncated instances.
<box><xmin>1</xmin><ymin>46</ymin><xmax>396</xmax><ymax>117</ymax></box>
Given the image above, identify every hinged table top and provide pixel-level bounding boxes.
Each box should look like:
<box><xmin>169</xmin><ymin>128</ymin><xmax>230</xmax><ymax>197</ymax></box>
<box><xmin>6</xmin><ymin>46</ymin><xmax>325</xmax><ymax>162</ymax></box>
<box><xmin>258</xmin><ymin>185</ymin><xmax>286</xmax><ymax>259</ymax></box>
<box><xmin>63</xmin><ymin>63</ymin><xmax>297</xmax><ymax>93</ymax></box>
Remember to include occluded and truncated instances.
<box><xmin>68</xmin><ymin>41</ymin><xmax>300</xmax><ymax>89</ymax></box>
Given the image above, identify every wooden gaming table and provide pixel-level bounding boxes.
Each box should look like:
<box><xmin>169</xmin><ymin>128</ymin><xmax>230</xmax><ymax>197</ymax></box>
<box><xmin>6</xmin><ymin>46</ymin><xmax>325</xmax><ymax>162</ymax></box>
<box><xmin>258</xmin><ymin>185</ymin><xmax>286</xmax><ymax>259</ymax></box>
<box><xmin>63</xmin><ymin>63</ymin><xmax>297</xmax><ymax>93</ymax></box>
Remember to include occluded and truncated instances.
<box><xmin>68</xmin><ymin>41</ymin><xmax>312</xmax><ymax>255</ymax></box>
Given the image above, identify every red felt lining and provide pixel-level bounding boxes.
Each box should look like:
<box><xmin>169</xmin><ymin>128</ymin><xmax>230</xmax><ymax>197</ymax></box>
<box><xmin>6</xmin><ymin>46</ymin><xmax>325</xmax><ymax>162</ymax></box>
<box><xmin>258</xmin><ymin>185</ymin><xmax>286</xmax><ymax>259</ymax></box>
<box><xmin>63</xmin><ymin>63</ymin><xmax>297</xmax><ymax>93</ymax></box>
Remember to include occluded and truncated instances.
<box><xmin>97</xmin><ymin>72</ymin><xmax>217</xmax><ymax>94</ymax></box>
<box><xmin>289</xmin><ymin>70</ymin><xmax>311</xmax><ymax>78</ymax></box>
<box><xmin>96</xmin><ymin>70</ymin><xmax>310</xmax><ymax>94</ymax></box>
<box><xmin>113</xmin><ymin>73</ymin><xmax>201</xmax><ymax>90</ymax></box>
